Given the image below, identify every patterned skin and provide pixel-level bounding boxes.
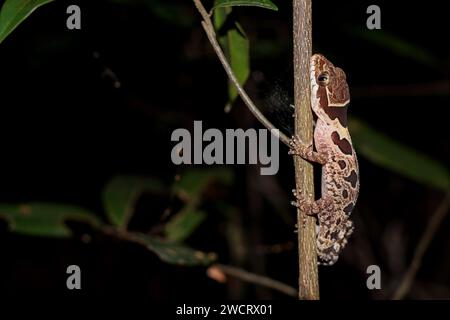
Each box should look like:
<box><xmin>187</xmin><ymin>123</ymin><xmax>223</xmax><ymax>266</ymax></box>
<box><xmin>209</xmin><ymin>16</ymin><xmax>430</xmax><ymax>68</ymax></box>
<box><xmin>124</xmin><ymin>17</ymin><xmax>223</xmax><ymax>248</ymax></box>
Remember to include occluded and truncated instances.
<box><xmin>289</xmin><ymin>54</ymin><xmax>360</xmax><ymax>265</ymax></box>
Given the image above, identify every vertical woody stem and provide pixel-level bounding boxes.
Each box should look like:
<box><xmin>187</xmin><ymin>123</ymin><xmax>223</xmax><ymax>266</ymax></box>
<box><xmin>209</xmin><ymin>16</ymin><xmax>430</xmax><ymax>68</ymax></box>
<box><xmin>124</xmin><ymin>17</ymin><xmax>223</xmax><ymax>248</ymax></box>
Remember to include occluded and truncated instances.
<box><xmin>292</xmin><ymin>0</ymin><xmax>320</xmax><ymax>299</ymax></box>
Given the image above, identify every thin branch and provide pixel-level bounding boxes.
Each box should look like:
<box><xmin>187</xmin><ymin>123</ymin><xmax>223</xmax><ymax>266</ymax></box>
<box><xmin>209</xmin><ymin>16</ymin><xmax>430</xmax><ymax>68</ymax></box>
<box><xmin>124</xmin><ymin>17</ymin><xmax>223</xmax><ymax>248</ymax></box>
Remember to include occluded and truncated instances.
<box><xmin>292</xmin><ymin>0</ymin><xmax>319</xmax><ymax>300</ymax></box>
<box><xmin>103</xmin><ymin>226</ymin><xmax>297</xmax><ymax>297</ymax></box>
<box><xmin>193</xmin><ymin>0</ymin><xmax>319</xmax><ymax>299</ymax></box>
<box><xmin>212</xmin><ymin>263</ymin><xmax>298</xmax><ymax>297</ymax></box>
<box><xmin>392</xmin><ymin>191</ymin><xmax>450</xmax><ymax>300</ymax></box>
<box><xmin>192</xmin><ymin>0</ymin><xmax>290</xmax><ymax>146</ymax></box>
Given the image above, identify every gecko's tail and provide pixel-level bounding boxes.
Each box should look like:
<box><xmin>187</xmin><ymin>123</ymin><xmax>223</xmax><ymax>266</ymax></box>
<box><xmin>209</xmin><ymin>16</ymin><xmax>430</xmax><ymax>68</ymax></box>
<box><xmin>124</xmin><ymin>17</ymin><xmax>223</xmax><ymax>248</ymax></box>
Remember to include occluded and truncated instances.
<box><xmin>317</xmin><ymin>219</ymin><xmax>354</xmax><ymax>266</ymax></box>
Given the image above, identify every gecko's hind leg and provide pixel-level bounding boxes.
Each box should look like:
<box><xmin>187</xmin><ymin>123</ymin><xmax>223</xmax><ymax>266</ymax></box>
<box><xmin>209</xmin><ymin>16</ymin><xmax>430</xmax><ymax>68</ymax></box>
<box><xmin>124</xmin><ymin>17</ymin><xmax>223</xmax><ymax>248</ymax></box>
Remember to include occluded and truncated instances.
<box><xmin>288</xmin><ymin>135</ymin><xmax>327</xmax><ymax>165</ymax></box>
<box><xmin>291</xmin><ymin>189</ymin><xmax>334</xmax><ymax>217</ymax></box>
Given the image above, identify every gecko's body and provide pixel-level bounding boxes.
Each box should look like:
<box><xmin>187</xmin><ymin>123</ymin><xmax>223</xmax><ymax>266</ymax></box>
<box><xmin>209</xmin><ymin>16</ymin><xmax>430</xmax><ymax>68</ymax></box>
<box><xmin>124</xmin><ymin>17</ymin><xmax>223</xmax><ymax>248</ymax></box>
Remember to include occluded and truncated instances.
<box><xmin>289</xmin><ymin>54</ymin><xmax>360</xmax><ymax>265</ymax></box>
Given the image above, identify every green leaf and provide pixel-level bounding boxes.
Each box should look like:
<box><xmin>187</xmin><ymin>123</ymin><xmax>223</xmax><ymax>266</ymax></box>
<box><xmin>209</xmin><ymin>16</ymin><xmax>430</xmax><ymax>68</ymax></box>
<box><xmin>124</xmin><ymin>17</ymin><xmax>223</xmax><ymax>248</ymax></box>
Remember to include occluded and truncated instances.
<box><xmin>214</xmin><ymin>6</ymin><xmax>228</xmax><ymax>48</ymax></box>
<box><xmin>132</xmin><ymin>232</ymin><xmax>217</xmax><ymax>266</ymax></box>
<box><xmin>214</xmin><ymin>7</ymin><xmax>250</xmax><ymax>108</ymax></box>
<box><xmin>350</xmin><ymin>117</ymin><xmax>450</xmax><ymax>191</ymax></box>
<box><xmin>165</xmin><ymin>208</ymin><xmax>207</xmax><ymax>242</ymax></box>
<box><xmin>174</xmin><ymin>167</ymin><xmax>233</xmax><ymax>202</ymax></box>
<box><xmin>227</xmin><ymin>22</ymin><xmax>250</xmax><ymax>105</ymax></box>
<box><xmin>102</xmin><ymin>175</ymin><xmax>165</xmax><ymax>229</ymax></box>
<box><xmin>347</xmin><ymin>27</ymin><xmax>438</xmax><ymax>68</ymax></box>
<box><xmin>167</xmin><ymin>168</ymin><xmax>233</xmax><ymax>241</ymax></box>
<box><xmin>213</xmin><ymin>0</ymin><xmax>278</xmax><ymax>11</ymax></box>
<box><xmin>0</xmin><ymin>202</ymin><xmax>101</xmax><ymax>237</ymax></box>
<box><xmin>0</xmin><ymin>0</ymin><xmax>55</xmax><ymax>45</ymax></box>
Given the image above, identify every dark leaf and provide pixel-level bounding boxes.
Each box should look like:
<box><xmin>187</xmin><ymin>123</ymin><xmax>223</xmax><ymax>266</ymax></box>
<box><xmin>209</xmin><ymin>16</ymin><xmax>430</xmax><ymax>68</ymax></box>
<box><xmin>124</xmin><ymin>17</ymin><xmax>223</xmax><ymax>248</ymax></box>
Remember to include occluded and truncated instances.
<box><xmin>213</xmin><ymin>0</ymin><xmax>278</xmax><ymax>11</ymax></box>
<box><xmin>132</xmin><ymin>232</ymin><xmax>217</xmax><ymax>266</ymax></box>
<box><xmin>350</xmin><ymin>117</ymin><xmax>450</xmax><ymax>190</ymax></box>
<box><xmin>103</xmin><ymin>175</ymin><xmax>165</xmax><ymax>229</ymax></box>
<box><xmin>165</xmin><ymin>208</ymin><xmax>206</xmax><ymax>242</ymax></box>
<box><xmin>0</xmin><ymin>202</ymin><xmax>100</xmax><ymax>237</ymax></box>
<box><xmin>214</xmin><ymin>7</ymin><xmax>250</xmax><ymax>108</ymax></box>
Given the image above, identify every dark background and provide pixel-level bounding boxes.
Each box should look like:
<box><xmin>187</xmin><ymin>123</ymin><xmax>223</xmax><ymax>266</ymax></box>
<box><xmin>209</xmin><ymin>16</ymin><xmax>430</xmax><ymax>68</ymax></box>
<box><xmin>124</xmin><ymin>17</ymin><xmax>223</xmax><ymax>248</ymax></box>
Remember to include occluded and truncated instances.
<box><xmin>0</xmin><ymin>0</ymin><xmax>448</xmax><ymax>299</ymax></box>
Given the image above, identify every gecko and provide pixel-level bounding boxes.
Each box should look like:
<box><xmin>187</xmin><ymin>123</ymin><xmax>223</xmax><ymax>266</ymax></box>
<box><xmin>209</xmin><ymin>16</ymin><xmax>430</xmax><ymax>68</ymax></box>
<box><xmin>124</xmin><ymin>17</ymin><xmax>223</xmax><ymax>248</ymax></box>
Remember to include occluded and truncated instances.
<box><xmin>288</xmin><ymin>54</ymin><xmax>360</xmax><ymax>266</ymax></box>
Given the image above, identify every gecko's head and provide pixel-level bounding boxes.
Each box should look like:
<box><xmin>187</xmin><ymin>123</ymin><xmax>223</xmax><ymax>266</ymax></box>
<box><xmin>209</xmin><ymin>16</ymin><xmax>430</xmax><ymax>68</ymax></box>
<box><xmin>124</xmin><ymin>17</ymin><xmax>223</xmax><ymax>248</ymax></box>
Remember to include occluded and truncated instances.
<box><xmin>310</xmin><ymin>54</ymin><xmax>350</xmax><ymax>126</ymax></box>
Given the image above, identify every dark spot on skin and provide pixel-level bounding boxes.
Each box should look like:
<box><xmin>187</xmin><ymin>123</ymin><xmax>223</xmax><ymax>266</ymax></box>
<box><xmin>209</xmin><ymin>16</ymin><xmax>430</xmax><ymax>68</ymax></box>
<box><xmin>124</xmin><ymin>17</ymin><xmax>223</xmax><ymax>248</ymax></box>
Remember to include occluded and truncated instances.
<box><xmin>338</xmin><ymin>160</ymin><xmax>346</xmax><ymax>169</ymax></box>
<box><xmin>344</xmin><ymin>170</ymin><xmax>358</xmax><ymax>188</ymax></box>
<box><xmin>343</xmin><ymin>203</ymin><xmax>354</xmax><ymax>215</ymax></box>
<box><xmin>336</xmin><ymin>218</ymin><xmax>341</xmax><ymax>225</ymax></box>
<box><xmin>322</xmin><ymin>247</ymin><xmax>334</xmax><ymax>254</ymax></box>
<box><xmin>330</xmin><ymin>230</ymin><xmax>340</xmax><ymax>240</ymax></box>
<box><xmin>323</xmin><ymin>105</ymin><xmax>348</xmax><ymax>127</ymax></box>
<box><xmin>342</xmin><ymin>189</ymin><xmax>348</xmax><ymax>198</ymax></box>
<box><xmin>331</xmin><ymin>132</ymin><xmax>353</xmax><ymax>155</ymax></box>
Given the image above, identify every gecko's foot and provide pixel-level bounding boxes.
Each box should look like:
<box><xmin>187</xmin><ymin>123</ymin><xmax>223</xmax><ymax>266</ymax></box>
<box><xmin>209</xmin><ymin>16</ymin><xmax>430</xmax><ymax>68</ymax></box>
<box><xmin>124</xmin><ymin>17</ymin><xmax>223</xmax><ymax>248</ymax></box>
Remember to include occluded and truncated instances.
<box><xmin>291</xmin><ymin>193</ymin><xmax>315</xmax><ymax>216</ymax></box>
<box><xmin>302</xmin><ymin>215</ymin><xmax>307</xmax><ymax>227</ymax></box>
<box><xmin>294</xmin><ymin>219</ymin><xmax>307</xmax><ymax>232</ymax></box>
<box><xmin>292</xmin><ymin>188</ymin><xmax>302</xmax><ymax>199</ymax></box>
<box><xmin>289</xmin><ymin>136</ymin><xmax>328</xmax><ymax>164</ymax></box>
<box><xmin>288</xmin><ymin>136</ymin><xmax>312</xmax><ymax>156</ymax></box>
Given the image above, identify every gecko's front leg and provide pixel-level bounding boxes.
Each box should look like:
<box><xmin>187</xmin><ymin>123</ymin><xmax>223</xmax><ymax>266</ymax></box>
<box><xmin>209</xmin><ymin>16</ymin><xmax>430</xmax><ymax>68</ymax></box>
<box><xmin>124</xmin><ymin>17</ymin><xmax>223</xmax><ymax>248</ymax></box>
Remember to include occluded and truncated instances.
<box><xmin>288</xmin><ymin>135</ymin><xmax>327</xmax><ymax>165</ymax></box>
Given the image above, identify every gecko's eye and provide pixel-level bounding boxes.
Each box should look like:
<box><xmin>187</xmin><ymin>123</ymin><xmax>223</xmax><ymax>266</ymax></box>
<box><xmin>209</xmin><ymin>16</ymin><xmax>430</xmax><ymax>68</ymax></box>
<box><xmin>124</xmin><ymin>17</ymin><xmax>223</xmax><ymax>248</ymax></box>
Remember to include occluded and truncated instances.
<box><xmin>317</xmin><ymin>72</ymin><xmax>329</xmax><ymax>85</ymax></box>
